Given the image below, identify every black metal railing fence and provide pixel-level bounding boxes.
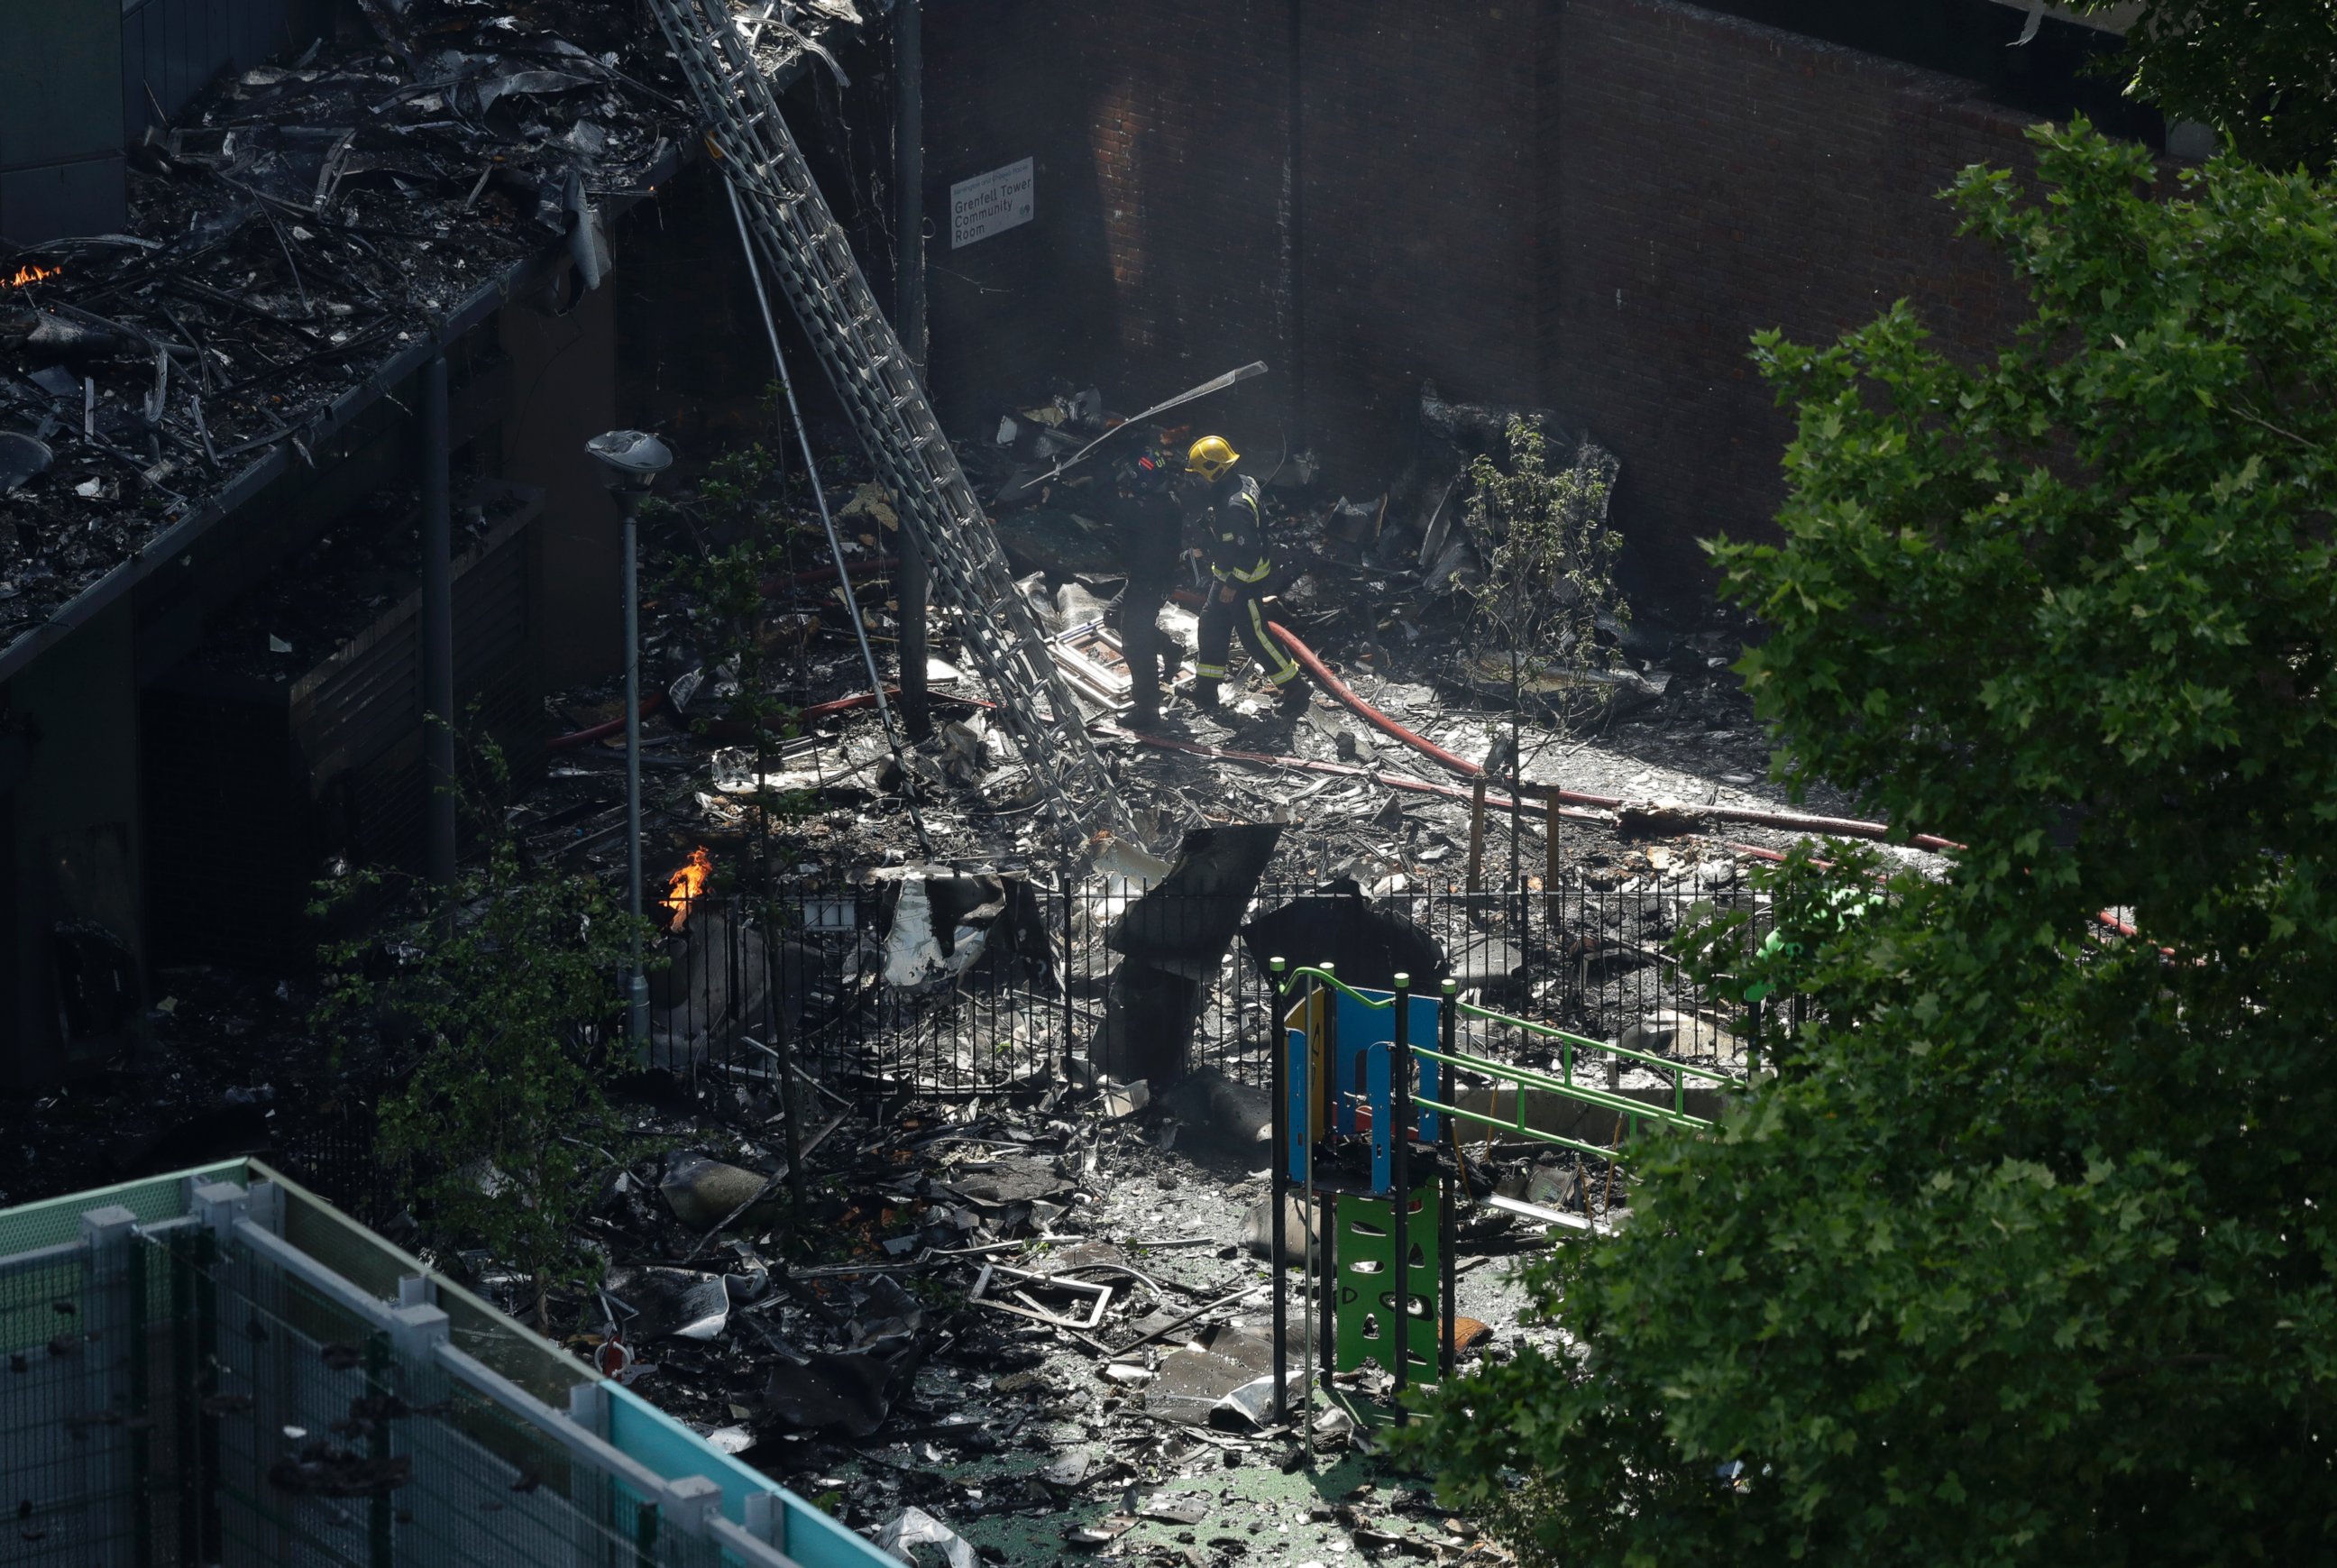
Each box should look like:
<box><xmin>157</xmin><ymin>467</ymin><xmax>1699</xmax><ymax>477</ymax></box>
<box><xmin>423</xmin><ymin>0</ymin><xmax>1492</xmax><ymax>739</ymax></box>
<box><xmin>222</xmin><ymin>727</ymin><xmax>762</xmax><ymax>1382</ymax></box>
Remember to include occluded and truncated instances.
<box><xmin>280</xmin><ymin>868</ymin><xmax>1776</xmax><ymax>1219</ymax></box>
<box><xmin>652</xmin><ymin>868</ymin><xmax>1772</xmax><ymax>1096</ymax></box>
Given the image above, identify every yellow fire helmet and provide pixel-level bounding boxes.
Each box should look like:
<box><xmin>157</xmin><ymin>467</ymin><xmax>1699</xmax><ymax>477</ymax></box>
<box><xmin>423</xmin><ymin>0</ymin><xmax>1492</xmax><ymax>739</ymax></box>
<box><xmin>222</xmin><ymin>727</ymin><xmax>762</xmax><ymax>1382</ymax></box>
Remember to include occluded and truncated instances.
<box><xmin>1186</xmin><ymin>435</ymin><xmax>1240</xmax><ymax>481</ymax></box>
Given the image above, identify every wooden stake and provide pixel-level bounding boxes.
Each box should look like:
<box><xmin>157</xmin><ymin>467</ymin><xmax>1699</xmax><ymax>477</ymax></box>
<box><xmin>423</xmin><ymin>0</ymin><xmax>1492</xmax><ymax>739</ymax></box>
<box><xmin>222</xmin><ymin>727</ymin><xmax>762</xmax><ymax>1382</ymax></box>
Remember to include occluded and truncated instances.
<box><xmin>1466</xmin><ymin>775</ymin><xmax>1488</xmax><ymax>894</ymax></box>
<box><xmin>1601</xmin><ymin>1115</ymin><xmax>1623</xmax><ymax>1215</ymax></box>
<box><xmin>1544</xmin><ymin>787</ymin><xmax>1562</xmax><ymax>898</ymax></box>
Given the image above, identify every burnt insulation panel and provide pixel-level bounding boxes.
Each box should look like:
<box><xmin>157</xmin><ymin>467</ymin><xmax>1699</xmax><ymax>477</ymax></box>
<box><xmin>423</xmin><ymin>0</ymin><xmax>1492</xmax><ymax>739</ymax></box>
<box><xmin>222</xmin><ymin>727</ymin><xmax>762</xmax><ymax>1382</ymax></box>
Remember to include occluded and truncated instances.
<box><xmin>142</xmin><ymin>489</ymin><xmax>544</xmax><ymax>971</ymax></box>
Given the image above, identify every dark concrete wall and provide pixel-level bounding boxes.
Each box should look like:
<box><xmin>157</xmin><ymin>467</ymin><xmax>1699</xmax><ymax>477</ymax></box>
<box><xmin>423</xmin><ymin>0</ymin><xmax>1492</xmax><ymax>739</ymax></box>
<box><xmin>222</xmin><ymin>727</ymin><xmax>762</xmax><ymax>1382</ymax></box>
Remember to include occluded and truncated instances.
<box><xmin>0</xmin><ymin>0</ymin><xmax>125</xmax><ymax>245</ymax></box>
<box><xmin>919</xmin><ymin>0</ymin><xmax>2051</xmax><ymax>598</ymax></box>
<box><xmin>4</xmin><ymin>600</ymin><xmax>144</xmax><ymax>1087</ymax></box>
<box><xmin>920</xmin><ymin>0</ymin><xmax>1288</xmax><ymax>457</ymax></box>
<box><xmin>3</xmin><ymin>0</ymin><xmax>328</xmax><ymax>245</ymax></box>
<box><xmin>921</xmin><ymin>0</ymin><xmax>1541</xmax><ymax>479</ymax></box>
<box><xmin>499</xmin><ymin>283</ymin><xmax>623</xmax><ymax>689</ymax></box>
<box><xmin>120</xmin><ymin>0</ymin><xmax>309</xmax><ymax>147</ymax></box>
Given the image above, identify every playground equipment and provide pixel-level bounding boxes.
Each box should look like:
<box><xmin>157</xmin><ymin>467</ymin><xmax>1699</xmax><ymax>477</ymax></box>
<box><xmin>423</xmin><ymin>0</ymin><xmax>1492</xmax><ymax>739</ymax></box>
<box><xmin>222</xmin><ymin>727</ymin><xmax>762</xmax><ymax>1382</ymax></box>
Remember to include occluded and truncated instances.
<box><xmin>1264</xmin><ymin>960</ymin><xmax>1743</xmax><ymax>1437</ymax></box>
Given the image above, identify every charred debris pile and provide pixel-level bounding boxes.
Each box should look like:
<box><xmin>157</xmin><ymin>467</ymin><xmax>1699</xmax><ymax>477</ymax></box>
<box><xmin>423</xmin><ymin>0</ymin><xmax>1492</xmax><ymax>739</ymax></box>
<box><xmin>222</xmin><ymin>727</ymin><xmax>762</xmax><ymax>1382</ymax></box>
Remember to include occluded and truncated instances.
<box><xmin>540</xmin><ymin>1066</ymin><xmax>1545</xmax><ymax>1563</ymax></box>
<box><xmin>0</xmin><ymin>367</ymin><xmax>1819</xmax><ymax>1559</ymax></box>
<box><xmin>501</xmin><ymin>360</ymin><xmax>1935</xmax><ymax>1116</ymax></box>
<box><xmin>556</xmin><ymin>371</ymin><xmax>1883</xmax><ymax>956</ymax></box>
<box><xmin>0</xmin><ymin>0</ymin><xmax>873</xmax><ymax>646</ymax></box>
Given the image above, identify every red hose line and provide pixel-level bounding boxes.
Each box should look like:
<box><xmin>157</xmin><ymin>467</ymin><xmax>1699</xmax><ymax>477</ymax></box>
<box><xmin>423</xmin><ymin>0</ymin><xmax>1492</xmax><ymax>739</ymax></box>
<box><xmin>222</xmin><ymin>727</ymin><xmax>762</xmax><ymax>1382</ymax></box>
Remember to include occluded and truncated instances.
<box><xmin>1266</xmin><ymin>619</ymin><xmax>1485</xmax><ymax>776</ymax></box>
<box><xmin>802</xmin><ymin>688</ymin><xmax>893</xmax><ymax>720</ymax></box>
<box><xmin>1145</xmin><ymin>730</ymin><xmax>2138</xmax><ymax>947</ymax></box>
<box><xmin>546</xmin><ymin>692</ymin><xmax>666</xmax><ymax>752</ymax></box>
<box><xmin>802</xmin><ymin>687</ymin><xmax>994</xmax><ymax>718</ymax></box>
<box><xmin>1263</xmin><ymin>619</ymin><xmax>1962</xmax><ymax>853</ymax></box>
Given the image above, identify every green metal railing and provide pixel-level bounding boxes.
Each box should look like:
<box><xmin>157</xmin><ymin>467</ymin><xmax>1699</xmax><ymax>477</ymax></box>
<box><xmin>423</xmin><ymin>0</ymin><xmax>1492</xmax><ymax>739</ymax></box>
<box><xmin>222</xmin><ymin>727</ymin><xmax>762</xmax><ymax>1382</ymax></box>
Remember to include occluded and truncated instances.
<box><xmin>1273</xmin><ymin>965</ymin><xmax>1734</xmax><ymax>1170</ymax></box>
<box><xmin>1409</xmin><ymin>1043</ymin><xmax>1707</xmax><ymax>1160</ymax></box>
<box><xmin>1449</xmin><ymin>996</ymin><xmax>1746</xmax><ymax>1120</ymax></box>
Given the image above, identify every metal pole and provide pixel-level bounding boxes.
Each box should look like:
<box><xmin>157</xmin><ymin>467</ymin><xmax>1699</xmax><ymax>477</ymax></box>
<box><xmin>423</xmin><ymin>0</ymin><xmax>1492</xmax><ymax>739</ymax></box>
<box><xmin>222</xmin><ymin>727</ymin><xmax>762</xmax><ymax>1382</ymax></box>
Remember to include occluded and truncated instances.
<box><xmin>1391</xmin><ymin>971</ymin><xmax>1411</xmax><ymax>1422</ymax></box>
<box><xmin>769</xmin><ymin>945</ymin><xmax>808</xmax><ymax>1217</ymax></box>
<box><xmin>1061</xmin><ymin>876</ymin><xmax>1077</xmax><ymax>1082</ymax></box>
<box><xmin>421</xmin><ymin>357</ymin><xmax>456</xmax><ymax>906</ymax></box>
<box><xmin>1443</xmin><ymin>973</ymin><xmax>1466</xmax><ymax>1356</ymax></box>
<box><xmin>1318</xmin><ymin>1187</ymin><xmax>1335</xmax><ymax>1398</ymax></box>
<box><xmin>624</xmin><ymin>494</ymin><xmax>648</xmax><ymax>1043</ymax></box>
<box><xmin>893</xmin><ymin>0</ymin><xmax>931</xmax><ymax>740</ymax></box>
<box><xmin>1465</xmin><ymin>775</ymin><xmax>1488</xmax><ymax>895</ymax></box>
<box><xmin>1270</xmin><ymin>957</ymin><xmax>1289</xmax><ymax>1426</ymax></box>
<box><xmin>1545</xmin><ymin>784</ymin><xmax>1562</xmax><ymax>914</ymax></box>
<box><xmin>727</xmin><ymin>180</ymin><xmax>932</xmax><ymax>854</ymax></box>
<box><xmin>1440</xmin><ymin>1147</ymin><xmax>1457</xmax><ymax>1380</ymax></box>
<box><xmin>1306</xmin><ymin>960</ymin><xmax>1334</xmax><ymax>1468</ymax></box>
<box><xmin>1508</xmin><ymin>657</ymin><xmax>1522</xmax><ymax>899</ymax></box>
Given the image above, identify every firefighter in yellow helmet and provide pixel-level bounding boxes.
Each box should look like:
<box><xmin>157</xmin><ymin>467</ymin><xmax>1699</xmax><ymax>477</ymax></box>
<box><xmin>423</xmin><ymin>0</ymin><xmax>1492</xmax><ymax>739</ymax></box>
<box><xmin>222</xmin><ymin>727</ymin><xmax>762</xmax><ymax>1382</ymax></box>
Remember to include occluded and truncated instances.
<box><xmin>1185</xmin><ymin>435</ymin><xmax>1306</xmax><ymax>717</ymax></box>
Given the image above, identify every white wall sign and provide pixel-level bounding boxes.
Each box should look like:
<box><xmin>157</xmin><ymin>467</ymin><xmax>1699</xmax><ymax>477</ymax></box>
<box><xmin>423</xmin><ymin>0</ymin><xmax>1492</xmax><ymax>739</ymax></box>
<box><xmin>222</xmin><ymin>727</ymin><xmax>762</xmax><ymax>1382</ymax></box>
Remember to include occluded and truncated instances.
<box><xmin>950</xmin><ymin>157</ymin><xmax>1035</xmax><ymax>249</ymax></box>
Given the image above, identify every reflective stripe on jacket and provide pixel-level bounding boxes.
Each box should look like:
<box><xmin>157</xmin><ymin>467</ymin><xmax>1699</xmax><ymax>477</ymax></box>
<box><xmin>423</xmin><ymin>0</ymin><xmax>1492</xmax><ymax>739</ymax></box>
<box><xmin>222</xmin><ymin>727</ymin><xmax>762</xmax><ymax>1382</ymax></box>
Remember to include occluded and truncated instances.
<box><xmin>1205</xmin><ymin>475</ymin><xmax>1269</xmax><ymax>585</ymax></box>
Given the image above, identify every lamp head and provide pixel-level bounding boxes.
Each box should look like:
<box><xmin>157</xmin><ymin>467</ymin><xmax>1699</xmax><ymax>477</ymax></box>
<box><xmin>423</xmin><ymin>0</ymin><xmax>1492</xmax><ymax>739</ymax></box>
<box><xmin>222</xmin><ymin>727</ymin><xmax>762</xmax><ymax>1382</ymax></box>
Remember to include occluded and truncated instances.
<box><xmin>586</xmin><ymin>429</ymin><xmax>674</xmax><ymax>493</ymax></box>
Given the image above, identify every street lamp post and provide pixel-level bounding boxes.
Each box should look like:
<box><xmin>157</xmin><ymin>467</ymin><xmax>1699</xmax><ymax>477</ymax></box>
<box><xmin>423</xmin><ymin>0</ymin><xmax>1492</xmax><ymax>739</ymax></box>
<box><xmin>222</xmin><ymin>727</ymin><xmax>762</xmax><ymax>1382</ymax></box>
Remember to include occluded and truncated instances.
<box><xmin>586</xmin><ymin>428</ymin><xmax>674</xmax><ymax>1047</ymax></box>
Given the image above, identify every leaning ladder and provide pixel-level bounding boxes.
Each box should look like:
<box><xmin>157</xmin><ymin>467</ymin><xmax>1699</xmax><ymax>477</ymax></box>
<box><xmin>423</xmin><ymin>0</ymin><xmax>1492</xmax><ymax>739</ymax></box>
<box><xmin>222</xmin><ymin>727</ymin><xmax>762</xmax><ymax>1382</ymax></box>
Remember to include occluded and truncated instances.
<box><xmin>646</xmin><ymin>0</ymin><xmax>1137</xmax><ymax>851</ymax></box>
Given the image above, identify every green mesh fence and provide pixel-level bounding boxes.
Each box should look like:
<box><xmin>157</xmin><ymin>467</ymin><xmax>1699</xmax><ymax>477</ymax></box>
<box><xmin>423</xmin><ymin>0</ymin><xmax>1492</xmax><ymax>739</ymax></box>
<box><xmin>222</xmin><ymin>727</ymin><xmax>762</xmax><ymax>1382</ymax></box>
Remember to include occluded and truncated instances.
<box><xmin>266</xmin><ymin>1163</ymin><xmax>593</xmax><ymax>1410</ymax></box>
<box><xmin>0</xmin><ymin>1169</ymin><xmax>838</xmax><ymax>1568</ymax></box>
<box><xmin>142</xmin><ymin>1227</ymin><xmax>722</xmax><ymax>1568</ymax></box>
<box><xmin>0</xmin><ymin>1164</ymin><xmax>243</xmax><ymax>1256</ymax></box>
<box><xmin>0</xmin><ymin>1226</ymin><xmax>157</xmax><ymax>1564</ymax></box>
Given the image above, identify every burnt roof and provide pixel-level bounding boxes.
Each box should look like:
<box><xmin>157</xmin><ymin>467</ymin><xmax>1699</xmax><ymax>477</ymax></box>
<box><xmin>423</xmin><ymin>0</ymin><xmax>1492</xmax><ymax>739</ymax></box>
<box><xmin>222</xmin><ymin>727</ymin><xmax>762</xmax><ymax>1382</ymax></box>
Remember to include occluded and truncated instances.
<box><xmin>0</xmin><ymin>0</ymin><xmax>871</xmax><ymax>683</ymax></box>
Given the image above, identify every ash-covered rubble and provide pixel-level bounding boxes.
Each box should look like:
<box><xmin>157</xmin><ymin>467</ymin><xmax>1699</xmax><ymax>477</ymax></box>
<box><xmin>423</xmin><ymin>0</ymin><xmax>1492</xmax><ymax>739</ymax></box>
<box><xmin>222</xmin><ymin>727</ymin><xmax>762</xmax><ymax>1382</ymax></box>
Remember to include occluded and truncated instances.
<box><xmin>559</xmin><ymin>1062</ymin><xmax>1544</xmax><ymax>1565</ymax></box>
<box><xmin>591</xmin><ymin>372</ymin><xmax>1891</xmax><ymax>882</ymax></box>
<box><xmin>516</xmin><ymin>366</ymin><xmax>1936</xmax><ymax>1118</ymax></box>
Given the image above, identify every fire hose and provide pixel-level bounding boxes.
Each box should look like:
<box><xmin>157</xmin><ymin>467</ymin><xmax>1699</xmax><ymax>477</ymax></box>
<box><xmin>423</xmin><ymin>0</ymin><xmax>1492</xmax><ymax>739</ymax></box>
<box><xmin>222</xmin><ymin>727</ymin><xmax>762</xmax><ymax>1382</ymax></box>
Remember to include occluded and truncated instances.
<box><xmin>762</xmin><ymin>556</ymin><xmax>901</xmax><ymax>595</ymax></box>
<box><xmin>1259</xmin><ymin>617</ymin><xmax>1964</xmax><ymax>853</ymax></box>
<box><xmin>1140</xmin><ymin>733</ymin><xmax>2139</xmax><ymax>944</ymax></box>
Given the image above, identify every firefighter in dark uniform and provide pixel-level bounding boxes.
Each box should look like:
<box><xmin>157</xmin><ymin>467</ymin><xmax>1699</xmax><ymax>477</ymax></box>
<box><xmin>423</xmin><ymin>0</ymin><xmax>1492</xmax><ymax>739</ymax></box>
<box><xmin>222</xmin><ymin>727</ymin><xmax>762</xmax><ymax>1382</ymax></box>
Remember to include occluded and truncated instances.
<box><xmin>1109</xmin><ymin>435</ymin><xmax>1187</xmax><ymax>729</ymax></box>
<box><xmin>1185</xmin><ymin>435</ymin><xmax>1307</xmax><ymax>716</ymax></box>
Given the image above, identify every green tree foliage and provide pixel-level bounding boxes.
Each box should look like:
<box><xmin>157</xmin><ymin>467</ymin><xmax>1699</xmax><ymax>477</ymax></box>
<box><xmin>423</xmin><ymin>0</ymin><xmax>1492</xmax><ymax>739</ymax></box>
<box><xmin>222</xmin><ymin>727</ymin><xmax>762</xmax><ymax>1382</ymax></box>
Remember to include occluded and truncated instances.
<box><xmin>2068</xmin><ymin>0</ymin><xmax>2337</xmax><ymax>173</ymax></box>
<box><xmin>656</xmin><ymin>440</ymin><xmax>819</xmax><ymax>1207</ymax></box>
<box><xmin>1406</xmin><ymin>123</ymin><xmax>2337</xmax><ymax>1563</ymax></box>
<box><xmin>1460</xmin><ymin>416</ymin><xmax>1627</xmax><ymax>705</ymax></box>
<box><xmin>658</xmin><ymin>440</ymin><xmax>812</xmax><ymax>864</ymax></box>
<box><xmin>316</xmin><ymin>738</ymin><xmax>641</xmax><ymax>1330</ymax></box>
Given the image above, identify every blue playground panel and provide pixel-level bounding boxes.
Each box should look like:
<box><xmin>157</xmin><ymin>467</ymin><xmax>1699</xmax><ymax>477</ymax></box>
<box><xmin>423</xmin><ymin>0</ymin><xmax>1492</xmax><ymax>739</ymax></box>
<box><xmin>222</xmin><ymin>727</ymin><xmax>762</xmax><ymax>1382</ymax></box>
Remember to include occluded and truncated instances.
<box><xmin>1286</xmin><ymin>985</ymin><xmax>1443</xmax><ymax>1192</ymax></box>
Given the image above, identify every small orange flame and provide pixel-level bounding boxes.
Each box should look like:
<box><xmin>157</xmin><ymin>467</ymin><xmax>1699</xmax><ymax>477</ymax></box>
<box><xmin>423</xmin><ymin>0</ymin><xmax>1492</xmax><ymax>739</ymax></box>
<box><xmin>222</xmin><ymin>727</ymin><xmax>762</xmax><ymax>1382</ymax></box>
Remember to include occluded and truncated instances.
<box><xmin>663</xmin><ymin>847</ymin><xmax>713</xmax><ymax>931</ymax></box>
<box><xmin>5</xmin><ymin>262</ymin><xmax>60</xmax><ymax>289</ymax></box>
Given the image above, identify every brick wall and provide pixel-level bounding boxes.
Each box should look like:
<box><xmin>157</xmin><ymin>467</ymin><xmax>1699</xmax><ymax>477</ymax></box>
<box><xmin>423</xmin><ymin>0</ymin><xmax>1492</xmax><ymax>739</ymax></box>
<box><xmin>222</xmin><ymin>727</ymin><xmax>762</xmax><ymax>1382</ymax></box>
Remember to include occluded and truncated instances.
<box><xmin>1297</xmin><ymin>3</ymin><xmax>1544</xmax><ymax>472</ymax></box>
<box><xmin>921</xmin><ymin>0</ymin><xmax>1292</xmax><ymax>445</ymax></box>
<box><xmin>921</xmin><ymin>1</ymin><xmax>1540</xmax><ymax>480</ymax></box>
<box><xmin>1545</xmin><ymin>0</ymin><xmax>2040</xmax><ymax>587</ymax></box>
<box><xmin>921</xmin><ymin>0</ymin><xmax>2048</xmax><ymax>599</ymax></box>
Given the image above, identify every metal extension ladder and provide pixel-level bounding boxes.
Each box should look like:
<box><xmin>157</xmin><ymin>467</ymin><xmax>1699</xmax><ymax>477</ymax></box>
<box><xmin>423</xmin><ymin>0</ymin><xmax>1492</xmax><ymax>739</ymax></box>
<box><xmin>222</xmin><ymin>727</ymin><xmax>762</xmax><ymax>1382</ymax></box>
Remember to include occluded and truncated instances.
<box><xmin>646</xmin><ymin>0</ymin><xmax>1138</xmax><ymax>851</ymax></box>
